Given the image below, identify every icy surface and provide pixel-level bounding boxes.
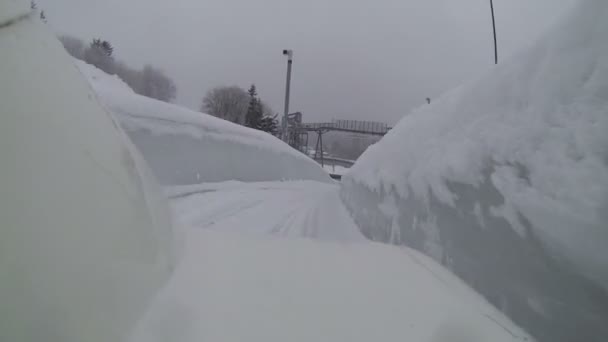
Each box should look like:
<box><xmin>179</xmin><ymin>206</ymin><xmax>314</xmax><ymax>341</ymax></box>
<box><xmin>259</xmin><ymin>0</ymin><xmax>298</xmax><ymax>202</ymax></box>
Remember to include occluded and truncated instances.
<box><xmin>76</xmin><ymin>60</ymin><xmax>331</xmax><ymax>185</ymax></box>
<box><xmin>131</xmin><ymin>181</ymin><xmax>531</xmax><ymax>342</ymax></box>
<box><xmin>0</xmin><ymin>6</ymin><xmax>174</xmax><ymax>342</ymax></box>
<box><xmin>168</xmin><ymin>181</ymin><xmax>365</xmax><ymax>242</ymax></box>
<box><xmin>342</xmin><ymin>1</ymin><xmax>608</xmax><ymax>341</ymax></box>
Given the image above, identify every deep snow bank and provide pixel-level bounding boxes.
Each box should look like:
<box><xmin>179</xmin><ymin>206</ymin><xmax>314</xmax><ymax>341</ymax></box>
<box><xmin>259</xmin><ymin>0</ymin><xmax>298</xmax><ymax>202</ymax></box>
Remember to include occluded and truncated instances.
<box><xmin>0</xmin><ymin>5</ymin><xmax>174</xmax><ymax>342</ymax></box>
<box><xmin>76</xmin><ymin>61</ymin><xmax>331</xmax><ymax>185</ymax></box>
<box><xmin>342</xmin><ymin>1</ymin><xmax>608</xmax><ymax>341</ymax></box>
<box><xmin>130</xmin><ymin>228</ymin><xmax>531</xmax><ymax>342</ymax></box>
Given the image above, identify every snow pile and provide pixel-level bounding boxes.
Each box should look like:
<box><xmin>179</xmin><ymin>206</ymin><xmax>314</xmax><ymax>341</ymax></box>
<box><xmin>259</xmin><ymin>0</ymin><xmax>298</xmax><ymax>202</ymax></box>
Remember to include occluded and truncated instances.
<box><xmin>0</xmin><ymin>6</ymin><xmax>175</xmax><ymax>342</ymax></box>
<box><xmin>76</xmin><ymin>59</ymin><xmax>135</xmax><ymax>95</ymax></box>
<box><xmin>130</xmin><ymin>212</ymin><xmax>531</xmax><ymax>342</ymax></box>
<box><xmin>0</xmin><ymin>0</ymin><xmax>29</xmax><ymax>24</ymax></box>
<box><xmin>139</xmin><ymin>180</ymin><xmax>531</xmax><ymax>342</ymax></box>
<box><xmin>75</xmin><ymin>60</ymin><xmax>331</xmax><ymax>185</ymax></box>
<box><xmin>342</xmin><ymin>0</ymin><xmax>608</xmax><ymax>341</ymax></box>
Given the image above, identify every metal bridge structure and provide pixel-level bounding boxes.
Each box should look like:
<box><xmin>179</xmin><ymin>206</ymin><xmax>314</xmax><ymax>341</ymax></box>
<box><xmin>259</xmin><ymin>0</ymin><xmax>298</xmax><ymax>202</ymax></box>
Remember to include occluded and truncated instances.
<box><xmin>313</xmin><ymin>156</ymin><xmax>355</xmax><ymax>168</ymax></box>
<box><xmin>283</xmin><ymin>115</ymin><xmax>390</xmax><ymax>178</ymax></box>
<box><xmin>300</xmin><ymin>120</ymin><xmax>390</xmax><ymax>136</ymax></box>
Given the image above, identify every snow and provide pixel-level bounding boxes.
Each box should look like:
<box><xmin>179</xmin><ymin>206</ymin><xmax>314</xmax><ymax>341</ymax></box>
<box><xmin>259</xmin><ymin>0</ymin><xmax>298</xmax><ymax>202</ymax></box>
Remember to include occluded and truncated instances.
<box><xmin>76</xmin><ymin>58</ymin><xmax>136</xmax><ymax>95</ymax></box>
<box><xmin>5</xmin><ymin>0</ymin><xmax>599</xmax><ymax>341</ymax></box>
<box><xmin>342</xmin><ymin>0</ymin><xmax>608</xmax><ymax>341</ymax></box>
<box><xmin>1</xmin><ymin>8</ymin><xmax>529</xmax><ymax>341</ymax></box>
<box><xmin>168</xmin><ymin>181</ymin><xmax>365</xmax><ymax>242</ymax></box>
<box><xmin>0</xmin><ymin>6</ymin><xmax>174</xmax><ymax>342</ymax></box>
<box><xmin>75</xmin><ymin>60</ymin><xmax>331</xmax><ymax>185</ymax></box>
<box><xmin>0</xmin><ymin>0</ymin><xmax>28</xmax><ymax>25</ymax></box>
<box><xmin>130</xmin><ymin>181</ymin><xmax>531</xmax><ymax>342</ymax></box>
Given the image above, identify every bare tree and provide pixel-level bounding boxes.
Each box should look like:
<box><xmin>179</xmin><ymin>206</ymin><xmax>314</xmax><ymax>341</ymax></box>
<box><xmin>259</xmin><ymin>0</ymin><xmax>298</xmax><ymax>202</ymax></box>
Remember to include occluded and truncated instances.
<box><xmin>140</xmin><ymin>65</ymin><xmax>177</xmax><ymax>103</ymax></box>
<box><xmin>201</xmin><ymin>86</ymin><xmax>249</xmax><ymax>124</ymax></box>
<box><xmin>58</xmin><ymin>35</ymin><xmax>85</xmax><ymax>60</ymax></box>
<box><xmin>114</xmin><ymin>61</ymin><xmax>143</xmax><ymax>92</ymax></box>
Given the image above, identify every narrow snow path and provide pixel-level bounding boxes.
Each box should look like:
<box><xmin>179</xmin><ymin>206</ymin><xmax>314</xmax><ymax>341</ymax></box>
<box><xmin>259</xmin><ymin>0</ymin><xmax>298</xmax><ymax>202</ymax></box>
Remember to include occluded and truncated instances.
<box><xmin>129</xmin><ymin>180</ymin><xmax>530</xmax><ymax>342</ymax></box>
<box><xmin>168</xmin><ymin>180</ymin><xmax>365</xmax><ymax>242</ymax></box>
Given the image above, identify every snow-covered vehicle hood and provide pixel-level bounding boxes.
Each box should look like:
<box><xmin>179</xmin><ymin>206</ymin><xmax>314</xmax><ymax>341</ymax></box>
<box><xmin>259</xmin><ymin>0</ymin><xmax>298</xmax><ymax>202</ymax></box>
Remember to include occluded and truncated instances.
<box><xmin>0</xmin><ymin>3</ymin><xmax>175</xmax><ymax>341</ymax></box>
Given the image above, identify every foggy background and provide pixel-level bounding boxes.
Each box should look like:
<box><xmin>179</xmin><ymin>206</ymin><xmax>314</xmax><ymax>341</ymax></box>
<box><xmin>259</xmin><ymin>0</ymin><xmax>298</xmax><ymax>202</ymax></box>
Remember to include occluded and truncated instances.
<box><xmin>39</xmin><ymin>0</ymin><xmax>576</xmax><ymax>124</ymax></box>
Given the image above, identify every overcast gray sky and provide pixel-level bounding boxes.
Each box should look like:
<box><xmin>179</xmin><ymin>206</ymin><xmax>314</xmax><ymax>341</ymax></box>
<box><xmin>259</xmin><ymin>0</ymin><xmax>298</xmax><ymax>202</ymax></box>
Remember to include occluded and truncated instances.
<box><xmin>39</xmin><ymin>0</ymin><xmax>576</xmax><ymax>124</ymax></box>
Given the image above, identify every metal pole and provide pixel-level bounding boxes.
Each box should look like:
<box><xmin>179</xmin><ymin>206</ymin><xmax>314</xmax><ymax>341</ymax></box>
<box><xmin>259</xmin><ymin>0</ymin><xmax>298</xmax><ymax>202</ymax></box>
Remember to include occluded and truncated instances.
<box><xmin>319</xmin><ymin>131</ymin><xmax>324</xmax><ymax>167</ymax></box>
<box><xmin>282</xmin><ymin>50</ymin><xmax>293</xmax><ymax>142</ymax></box>
<box><xmin>490</xmin><ymin>0</ymin><xmax>498</xmax><ymax>64</ymax></box>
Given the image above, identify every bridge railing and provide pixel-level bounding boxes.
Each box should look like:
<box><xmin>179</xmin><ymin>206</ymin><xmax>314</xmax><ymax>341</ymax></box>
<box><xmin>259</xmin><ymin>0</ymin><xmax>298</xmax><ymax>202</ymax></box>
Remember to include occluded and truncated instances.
<box><xmin>300</xmin><ymin>119</ymin><xmax>389</xmax><ymax>134</ymax></box>
<box><xmin>300</xmin><ymin>122</ymin><xmax>336</xmax><ymax>130</ymax></box>
<box><xmin>333</xmin><ymin>119</ymin><xmax>389</xmax><ymax>134</ymax></box>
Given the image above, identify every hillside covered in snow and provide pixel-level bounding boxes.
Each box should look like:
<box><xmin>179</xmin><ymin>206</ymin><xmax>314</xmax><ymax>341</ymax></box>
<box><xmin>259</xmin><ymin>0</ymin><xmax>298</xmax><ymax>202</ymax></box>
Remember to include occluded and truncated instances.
<box><xmin>342</xmin><ymin>1</ymin><xmax>608</xmax><ymax>341</ymax></box>
<box><xmin>76</xmin><ymin>60</ymin><xmax>331</xmax><ymax>185</ymax></box>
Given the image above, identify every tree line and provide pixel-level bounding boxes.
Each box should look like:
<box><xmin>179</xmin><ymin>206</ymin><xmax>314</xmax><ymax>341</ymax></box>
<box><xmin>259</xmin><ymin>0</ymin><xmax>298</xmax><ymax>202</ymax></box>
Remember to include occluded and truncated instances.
<box><xmin>58</xmin><ymin>35</ymin><xmax>177</xmax><ymax>103</ymax></box>
<box><xmin>60</xmin><ymin>36</ymin><xmax>277</xmax><ymax>134</ymax></box>
<box><xmin>201</xmin><ymin>84</ymin><xmax>278</xmax><ymax>135</ymax></box>
<box><xmin>34</xmin><ymin>1</ymin><xmax>277</xmax><ymax>135</ymax></box>
<box><xmin>32</xmin><ymin>1</ymin><xmax>176</xmax><ymax>103</ymax></box>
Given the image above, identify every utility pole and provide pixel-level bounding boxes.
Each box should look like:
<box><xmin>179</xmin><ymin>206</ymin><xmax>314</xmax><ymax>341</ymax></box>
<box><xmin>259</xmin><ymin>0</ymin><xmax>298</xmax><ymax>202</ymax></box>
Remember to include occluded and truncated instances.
<box><xmin>282</xmin><ymin>49</ymin><xmax>293</xmax><ymax>143</ymax></box>
<box><xmin>490</xmin><ymin>0</ymin><xmax>498</xmax><ymax>64</ymax></box>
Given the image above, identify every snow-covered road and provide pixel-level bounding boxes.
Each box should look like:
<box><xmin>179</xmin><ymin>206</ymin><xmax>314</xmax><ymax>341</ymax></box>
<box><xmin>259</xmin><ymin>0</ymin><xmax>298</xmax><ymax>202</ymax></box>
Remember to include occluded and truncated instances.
<box><xmin>168</xmin><ymin>181</ymin><xmax>364</xmax><ymax>242</ymax></box>
<box><xmin>129</xmin><ymin>180</ymin><xmax>531</xmax><ymax>342</ymax></box>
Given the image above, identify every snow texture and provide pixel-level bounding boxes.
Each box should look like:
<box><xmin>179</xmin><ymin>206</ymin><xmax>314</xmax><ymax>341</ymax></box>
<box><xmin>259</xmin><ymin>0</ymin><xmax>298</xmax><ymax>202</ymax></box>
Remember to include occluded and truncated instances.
<box><xmin>75</xmin><ymin>60</ymin><xmax>331</xmax><ymax>185</ymax></box>
<box><xmin>342</xmin><ymin>1</ymin><xmax>608</xmax><ymax>341</ymax></box>
<box><xmin>1</xmin><ymin>13</ymin><xmax>527</xmax><ymax>341</ymax></box>
<box><xmin>0</xmin><ymin>5</ymin><xmax>175</xmax><ymax>342</ymax></box>
<box><xmin>0</xmin><ymin>0</ymin><xmax>28</xmax><ymax>26</ymax></box>
<box><xmin>168</xmin><ymin>181</ymin><xmax>365</xmax><ymax>242</ymax></box>
<box><xmin>131</xmin><ymin>181</ymin><xmax>532</xmax><ymax>342</ymax></box>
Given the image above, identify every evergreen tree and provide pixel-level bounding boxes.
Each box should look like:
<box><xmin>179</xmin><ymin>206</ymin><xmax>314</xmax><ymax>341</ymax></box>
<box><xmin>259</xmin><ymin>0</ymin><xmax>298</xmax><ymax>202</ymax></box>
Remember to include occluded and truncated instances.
<box><xmin>91</xmin><ymin>39</ymin><xmax>113</xmax><ymax>57</ymax></box>
<box><xmin>84</xmin><ymin>38</ymin><xmax>115</xmax><ymax>74</ymax></box>
<box><xmin>245</xmin><ymin>84</ymin><xmax>263</xmax><ymax>129</ymax></box>
<box><xmin>259</xmin><ymin>114</ymin><xmax>279</xmax><ymax>135</ymax></box>
<box><xmin>244</xmin><ymin>85</ymin><xmax>278</xmax><ymax>134</ymax></box>
<box><xmin>101</xmin><ymin>41</ymin><xmax>113</xmax><ymax>56</ymax></box>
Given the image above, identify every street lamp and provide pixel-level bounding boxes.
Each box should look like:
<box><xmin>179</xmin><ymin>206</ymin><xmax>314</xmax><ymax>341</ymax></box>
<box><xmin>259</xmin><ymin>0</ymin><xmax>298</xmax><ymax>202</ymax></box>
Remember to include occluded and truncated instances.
<box><xmin>282</xmin><ymin>49</ymin><xmax>293</xmax><ymax>143</ymax></box>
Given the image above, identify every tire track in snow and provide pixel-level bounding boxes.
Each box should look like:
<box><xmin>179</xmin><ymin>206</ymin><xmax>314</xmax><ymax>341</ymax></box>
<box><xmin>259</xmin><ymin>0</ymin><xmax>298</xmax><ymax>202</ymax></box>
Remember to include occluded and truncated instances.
<box><xmin>169</xmin><ymin>181</ymin><xmax>365</xmax><ymax>242</ymax></box>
